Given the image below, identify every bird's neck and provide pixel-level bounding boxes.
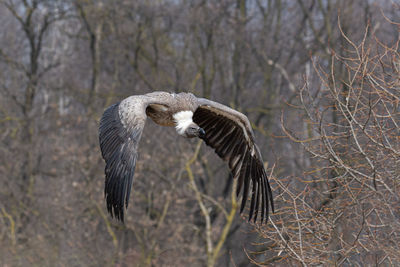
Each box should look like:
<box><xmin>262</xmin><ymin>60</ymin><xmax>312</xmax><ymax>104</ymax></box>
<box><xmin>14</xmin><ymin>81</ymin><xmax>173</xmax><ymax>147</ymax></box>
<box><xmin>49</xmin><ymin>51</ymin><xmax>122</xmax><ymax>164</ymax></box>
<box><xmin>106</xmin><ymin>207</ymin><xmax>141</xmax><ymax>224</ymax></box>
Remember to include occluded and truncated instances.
<box><xmin>173</xmin><ymin>110</ymin><xmax>193</xmax><ymax>135</ymax></box>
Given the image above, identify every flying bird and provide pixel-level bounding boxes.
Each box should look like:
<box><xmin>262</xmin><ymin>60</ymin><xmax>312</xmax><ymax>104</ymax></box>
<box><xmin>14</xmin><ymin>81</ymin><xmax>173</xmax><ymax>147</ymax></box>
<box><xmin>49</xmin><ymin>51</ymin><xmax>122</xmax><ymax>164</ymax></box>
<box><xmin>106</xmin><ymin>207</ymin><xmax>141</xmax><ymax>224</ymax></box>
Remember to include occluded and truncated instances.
<box><xmin>99</xmin><ymin>91</ymin><xmax>274</xmax><ymax>223</ymax></box>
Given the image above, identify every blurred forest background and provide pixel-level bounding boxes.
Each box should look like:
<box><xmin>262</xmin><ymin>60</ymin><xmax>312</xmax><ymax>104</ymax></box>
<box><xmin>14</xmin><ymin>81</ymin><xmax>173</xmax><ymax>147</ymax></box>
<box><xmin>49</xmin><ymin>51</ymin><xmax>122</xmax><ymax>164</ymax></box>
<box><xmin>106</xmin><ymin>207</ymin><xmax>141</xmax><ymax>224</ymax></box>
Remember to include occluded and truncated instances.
<box><xmin>0</xmin><ymin>0</ymin><xmax>399</xmax><ymax>266</ymax></box>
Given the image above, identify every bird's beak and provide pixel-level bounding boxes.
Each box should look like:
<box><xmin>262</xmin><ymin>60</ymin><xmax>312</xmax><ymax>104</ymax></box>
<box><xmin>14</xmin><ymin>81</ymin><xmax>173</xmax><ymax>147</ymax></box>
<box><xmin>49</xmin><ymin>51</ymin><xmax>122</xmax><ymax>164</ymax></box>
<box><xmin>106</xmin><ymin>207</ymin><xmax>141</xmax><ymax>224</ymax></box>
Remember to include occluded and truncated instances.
<box><xmin>198</xmin><ymin>128</ymin><xmax>206</xmax><ymax>138</ymax></box>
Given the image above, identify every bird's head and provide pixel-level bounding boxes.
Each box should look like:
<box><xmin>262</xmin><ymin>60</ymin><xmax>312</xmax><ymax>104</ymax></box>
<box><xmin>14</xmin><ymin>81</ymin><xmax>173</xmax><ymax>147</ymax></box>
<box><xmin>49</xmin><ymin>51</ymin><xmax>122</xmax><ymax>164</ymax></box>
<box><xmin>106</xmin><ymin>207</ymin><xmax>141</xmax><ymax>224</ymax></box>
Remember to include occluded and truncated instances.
<box><xmin>173</xmin><ymin>110</ymin><xmax>205</xmax><ymax>138</ymax></box>
<box><xmin>184</xmin><ymin>124</ymin><xmax>206</xmax><ymax>138</ymax></box>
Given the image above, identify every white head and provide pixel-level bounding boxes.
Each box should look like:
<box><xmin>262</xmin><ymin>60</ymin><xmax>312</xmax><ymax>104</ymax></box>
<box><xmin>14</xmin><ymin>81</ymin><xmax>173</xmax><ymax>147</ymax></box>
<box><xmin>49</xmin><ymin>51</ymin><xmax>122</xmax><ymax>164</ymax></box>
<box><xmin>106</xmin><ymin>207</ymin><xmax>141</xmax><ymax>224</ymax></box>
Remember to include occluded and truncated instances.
<box><xmin>173</xmin><ymin>111</ymin><xmax>205</xmax><ymax>138</ymax></box>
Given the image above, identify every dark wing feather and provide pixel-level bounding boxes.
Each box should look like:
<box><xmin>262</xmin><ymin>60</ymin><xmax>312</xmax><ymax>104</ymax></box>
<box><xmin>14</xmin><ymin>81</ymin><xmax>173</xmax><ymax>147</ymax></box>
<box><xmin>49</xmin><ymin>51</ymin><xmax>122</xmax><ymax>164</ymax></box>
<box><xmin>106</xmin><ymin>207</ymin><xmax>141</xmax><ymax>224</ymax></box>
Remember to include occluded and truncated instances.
<box><xmin>99</xmin><ymin>99</ymin><xmax>147</xmax><ymax>222</ymax></box>
<box><xmin>193</xmin><ymin>98</ymin><xmax>274</xmax><ymax>223</ymax></box>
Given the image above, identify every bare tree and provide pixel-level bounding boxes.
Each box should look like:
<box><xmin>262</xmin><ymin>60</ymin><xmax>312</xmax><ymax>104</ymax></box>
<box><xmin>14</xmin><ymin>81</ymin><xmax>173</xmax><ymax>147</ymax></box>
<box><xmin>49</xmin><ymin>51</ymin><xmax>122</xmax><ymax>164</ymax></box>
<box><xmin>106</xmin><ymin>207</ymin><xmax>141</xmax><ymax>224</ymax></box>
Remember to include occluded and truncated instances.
<box><xmin>1</xmin><ymin>0</ymin><xmax>398</xmax><ymax>266</ymax></box>
<box><xmin>252</xmin><ymin>20</ymin><xmax>400</xmax><ymax>266</ymax></box>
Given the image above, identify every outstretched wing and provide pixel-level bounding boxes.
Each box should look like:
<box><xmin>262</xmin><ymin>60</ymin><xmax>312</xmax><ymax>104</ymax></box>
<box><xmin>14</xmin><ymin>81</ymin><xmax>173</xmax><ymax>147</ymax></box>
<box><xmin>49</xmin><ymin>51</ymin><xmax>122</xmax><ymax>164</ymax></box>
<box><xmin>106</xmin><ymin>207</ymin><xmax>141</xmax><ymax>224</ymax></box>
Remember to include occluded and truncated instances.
<box><xmin>193</xmin><ymin>98</ymin><xmax>274</xmax><ymax>223</ymax></box>
<box><xmin>99</xmin><ymin>96</ymin><xmax>155</xmax><ymax>221</ymax></box>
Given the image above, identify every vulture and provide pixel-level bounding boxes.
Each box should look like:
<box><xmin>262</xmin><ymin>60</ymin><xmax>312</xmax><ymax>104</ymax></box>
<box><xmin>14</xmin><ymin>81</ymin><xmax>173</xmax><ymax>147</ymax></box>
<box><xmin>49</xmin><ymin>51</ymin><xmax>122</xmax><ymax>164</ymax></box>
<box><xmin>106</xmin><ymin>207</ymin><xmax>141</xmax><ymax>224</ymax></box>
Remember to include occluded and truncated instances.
<box><xmin>99</xmin><ymin>91</ymin><xmax>274</xmax><ymax>223</ymax></box>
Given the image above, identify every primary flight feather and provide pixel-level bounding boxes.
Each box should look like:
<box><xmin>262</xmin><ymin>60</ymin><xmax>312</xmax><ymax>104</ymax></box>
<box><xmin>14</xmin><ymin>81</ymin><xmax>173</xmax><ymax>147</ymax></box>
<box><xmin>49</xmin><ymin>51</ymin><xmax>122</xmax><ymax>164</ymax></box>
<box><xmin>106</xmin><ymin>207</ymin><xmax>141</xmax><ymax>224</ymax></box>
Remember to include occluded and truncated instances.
<box><xmin>99</xmin><ymin>91</ymin><xmax>274</xmax><ymax>223</ymax></box>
